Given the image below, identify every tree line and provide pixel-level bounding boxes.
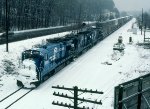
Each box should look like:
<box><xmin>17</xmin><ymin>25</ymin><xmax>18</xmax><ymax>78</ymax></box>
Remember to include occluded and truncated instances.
<box><xmin>137</xmin><ymin>12</ymin><xmax>150</xmax><ymax>29</ymax></box>
<box><xmin>0</xmin><ymin>0</ymin><xmax>119</xmax><ymax>32</ymax></box>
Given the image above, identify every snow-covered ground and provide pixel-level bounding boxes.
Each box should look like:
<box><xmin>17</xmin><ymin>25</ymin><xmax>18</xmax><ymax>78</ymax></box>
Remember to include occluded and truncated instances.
<box><xmin>0</xmin><ymin>32</ymin><xmax>71</xmax><ymax>101</ymax></box>
<box><xmin>0</xmin><ymin>18</ymin><xmax>150</xmax><ymax>109</ymax></box>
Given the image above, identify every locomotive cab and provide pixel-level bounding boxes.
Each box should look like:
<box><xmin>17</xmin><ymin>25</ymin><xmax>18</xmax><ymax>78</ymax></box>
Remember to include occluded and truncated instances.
<box><xmin>17</xmin><ymin>50</ymin><xmax>43</xmax><ymax>88</ymax></box>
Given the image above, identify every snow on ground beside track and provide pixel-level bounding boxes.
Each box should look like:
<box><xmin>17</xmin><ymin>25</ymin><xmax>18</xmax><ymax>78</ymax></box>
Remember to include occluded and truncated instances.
<box><xmin>0</xmin><ymin>18</ymin><xmax>150</xmax><ymax>109</ymax></box>
<box><xmin>0</xmin><ymin>31</ymin><xmax>70</xmax><ymax>75</ymax></box>
<box><xmin>0</xmin><ymin>32</ymin><xmax>71</xmax><ymax>99</ymax></box>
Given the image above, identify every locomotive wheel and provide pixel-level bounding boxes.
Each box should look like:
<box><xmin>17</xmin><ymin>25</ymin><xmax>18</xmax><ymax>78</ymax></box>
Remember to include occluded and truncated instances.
<box><xmin>31</xmin><ymin>82</ymin><xmax>39</xmax><ymax>88</ymax></box>
<box><xmin>35</xmin><ymin>82</ymin><xmax>40</xmax><ymax>87</ymax></box>
<box><xmin>17</xmin><ymin>80</ymin><xmax>24</xmax><ymax>87</ymax></box>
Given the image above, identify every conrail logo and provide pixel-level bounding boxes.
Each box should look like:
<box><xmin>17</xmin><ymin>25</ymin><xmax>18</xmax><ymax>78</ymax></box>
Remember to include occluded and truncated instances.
<box><xmin>49</xmin><ymin>47</ymin><xmax>65</xmax><ymax>61</ymax></box>
<box><xmin>54</xmin><ymin>47</ymin><xmax>65</xmax><ymax>53</ymax></box>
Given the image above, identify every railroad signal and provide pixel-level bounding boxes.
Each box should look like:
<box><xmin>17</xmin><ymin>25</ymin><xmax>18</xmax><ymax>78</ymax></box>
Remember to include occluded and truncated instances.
<box><xmin>52</xmin><ymin>85</ymin><xmax>104</xmax><ymax>109</ymax></box>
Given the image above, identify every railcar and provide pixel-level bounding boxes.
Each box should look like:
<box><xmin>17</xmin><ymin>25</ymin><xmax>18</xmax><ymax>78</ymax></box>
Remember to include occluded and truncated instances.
<box><xmin>16</xmin><ymin>16</ymin><xmax>132</xmax><ymax>88</ymax></box>
<box><xmin>0</xmin><ymin>23</ymin><xmax>96</xmax><ymax>44</ymax></box>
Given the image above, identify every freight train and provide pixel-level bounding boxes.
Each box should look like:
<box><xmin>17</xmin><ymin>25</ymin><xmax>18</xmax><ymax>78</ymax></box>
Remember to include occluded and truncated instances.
<box><xmin>16</xmin><ymin>16</ymin><xmax>132</xmax><ymax>88</ymax></box>
<box><xmin>0</xmin><ymin>23</ymin><xmax>94</xmax><ymax>45</ymax></box>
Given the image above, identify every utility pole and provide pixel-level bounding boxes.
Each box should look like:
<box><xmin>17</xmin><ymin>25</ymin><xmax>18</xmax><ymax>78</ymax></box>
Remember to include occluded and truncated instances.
<box><xmin>118</xmin><ymin>85</ymin><xmax>123</xmax><ymax>109</ymax></box>
<box><xmin>74</xmin><ymin>86</ymin><xmax>78</xmax><ymax>109</ymax></box>
<box><xmin>137</xmin><ymin>78</ymin><xmax>143</xmax><ymax>109</ymax></box>
<box><xmin>144</xmin><ymin>12</ymin><xmax>148</xmax><ymax>42</ymax></box>
<box><xmin>6</xmin><ymin>0</ymin><xmax>9</xmax><ymax>52</ymax></box>
<box><xmin>144</xmin><ymin>23</ymin><xmax>146</xmax><ymax>42</ymax></box>
<box><xmin>141</xmin><ymin>8</ymin><xmax>143</xmax><ymax>35</ymax></box>
<box><xmin>52</xmin><ymin>85</ymin><xmax>104</xmax><ymax>109</ymax></box>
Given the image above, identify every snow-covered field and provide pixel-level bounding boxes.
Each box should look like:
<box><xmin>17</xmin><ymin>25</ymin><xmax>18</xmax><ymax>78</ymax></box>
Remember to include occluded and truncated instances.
<box><xmin>0</xmin><ymin>18</ymin><xmax>150</xmax><ymax>109</ymax></box>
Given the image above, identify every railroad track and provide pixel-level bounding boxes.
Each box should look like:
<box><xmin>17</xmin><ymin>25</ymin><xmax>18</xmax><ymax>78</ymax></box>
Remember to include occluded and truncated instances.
<box><xmin>0</xmin><ymin>88</ymin><xmax>33</xmax><ymax>109</ymax></box>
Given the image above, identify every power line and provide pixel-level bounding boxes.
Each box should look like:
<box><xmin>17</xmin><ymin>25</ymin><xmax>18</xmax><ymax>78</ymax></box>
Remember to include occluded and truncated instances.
<box><xmin>52</xmin><ymin>85</ymin><xmax>104</xmax><ymax>109</ymax></box>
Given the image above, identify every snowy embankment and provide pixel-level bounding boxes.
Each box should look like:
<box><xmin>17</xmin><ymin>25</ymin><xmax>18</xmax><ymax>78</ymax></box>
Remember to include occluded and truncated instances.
<box><xmin>0</xmin><ymin>18</ymin><xmax>150</xmax><ymax>109</ymax></box>
<box><xmin>0</xmin><ymin>32</ymin><xmax>70</xmax><ymax>99</ymax></box>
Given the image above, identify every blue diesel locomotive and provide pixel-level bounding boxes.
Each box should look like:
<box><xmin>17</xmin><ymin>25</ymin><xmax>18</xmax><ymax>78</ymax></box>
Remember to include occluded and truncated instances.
<box><xmin>17</xmin><ymin>16</ymin><xmax>132</xmax><ymax>88</ymax></box>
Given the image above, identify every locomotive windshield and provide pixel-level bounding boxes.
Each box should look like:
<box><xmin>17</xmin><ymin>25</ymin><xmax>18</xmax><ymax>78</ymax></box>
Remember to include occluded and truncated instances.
<box><xmin>22</xmin><ymin>50</ymin><xmax>41</xmax><ymax>60</ymax></box>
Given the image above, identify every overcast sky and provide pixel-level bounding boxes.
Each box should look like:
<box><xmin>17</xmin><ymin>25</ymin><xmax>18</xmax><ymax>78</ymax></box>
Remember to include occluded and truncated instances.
<box><xmin>113</xmin><ymin>0</ymin><xmax>150</xmax><ymax>12</ymax></box>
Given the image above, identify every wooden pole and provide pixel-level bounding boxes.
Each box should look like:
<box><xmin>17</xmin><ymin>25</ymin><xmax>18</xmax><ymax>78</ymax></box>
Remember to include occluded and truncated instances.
<box><xmin>141</xmin><ymin>8</ymin><xmax>143</xmax><ymax>35</ymax></box>
<box><xmin>74</xmin><ymin>86</ymin><xmax>78</xmax><ymax>109</ymax></box>
<box><xmin>6</xmin><ymin>0</ymin><xmax>9</xmax><ymax>52</ymax></box>
<box><xmin>137</xmin><ymin>78</ymin><xmax>143</xmax><ymax>109</ymax></box>
<box><xmin>118</xmin><ymin>85</ymin><xmax>123</xmax><ymax>109</ymax></box>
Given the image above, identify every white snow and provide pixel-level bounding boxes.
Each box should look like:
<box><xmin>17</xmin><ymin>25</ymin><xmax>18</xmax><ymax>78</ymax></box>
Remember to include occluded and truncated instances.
<box><xmin>0</xmin><ymin>32</ymin><xmax>70</xmax><ymax>101</ymax></box>
<box><xmin>0</xmin><ymin>18</ymin><xmax>150</xmax><ymax>109</ymax></box>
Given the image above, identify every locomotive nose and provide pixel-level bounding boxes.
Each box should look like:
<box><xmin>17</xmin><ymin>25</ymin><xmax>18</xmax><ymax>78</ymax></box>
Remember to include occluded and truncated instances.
<box><xmin>17</xmin><ymin>59</ymin><xmax>38</xmax><ymax>88</ymax></box>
